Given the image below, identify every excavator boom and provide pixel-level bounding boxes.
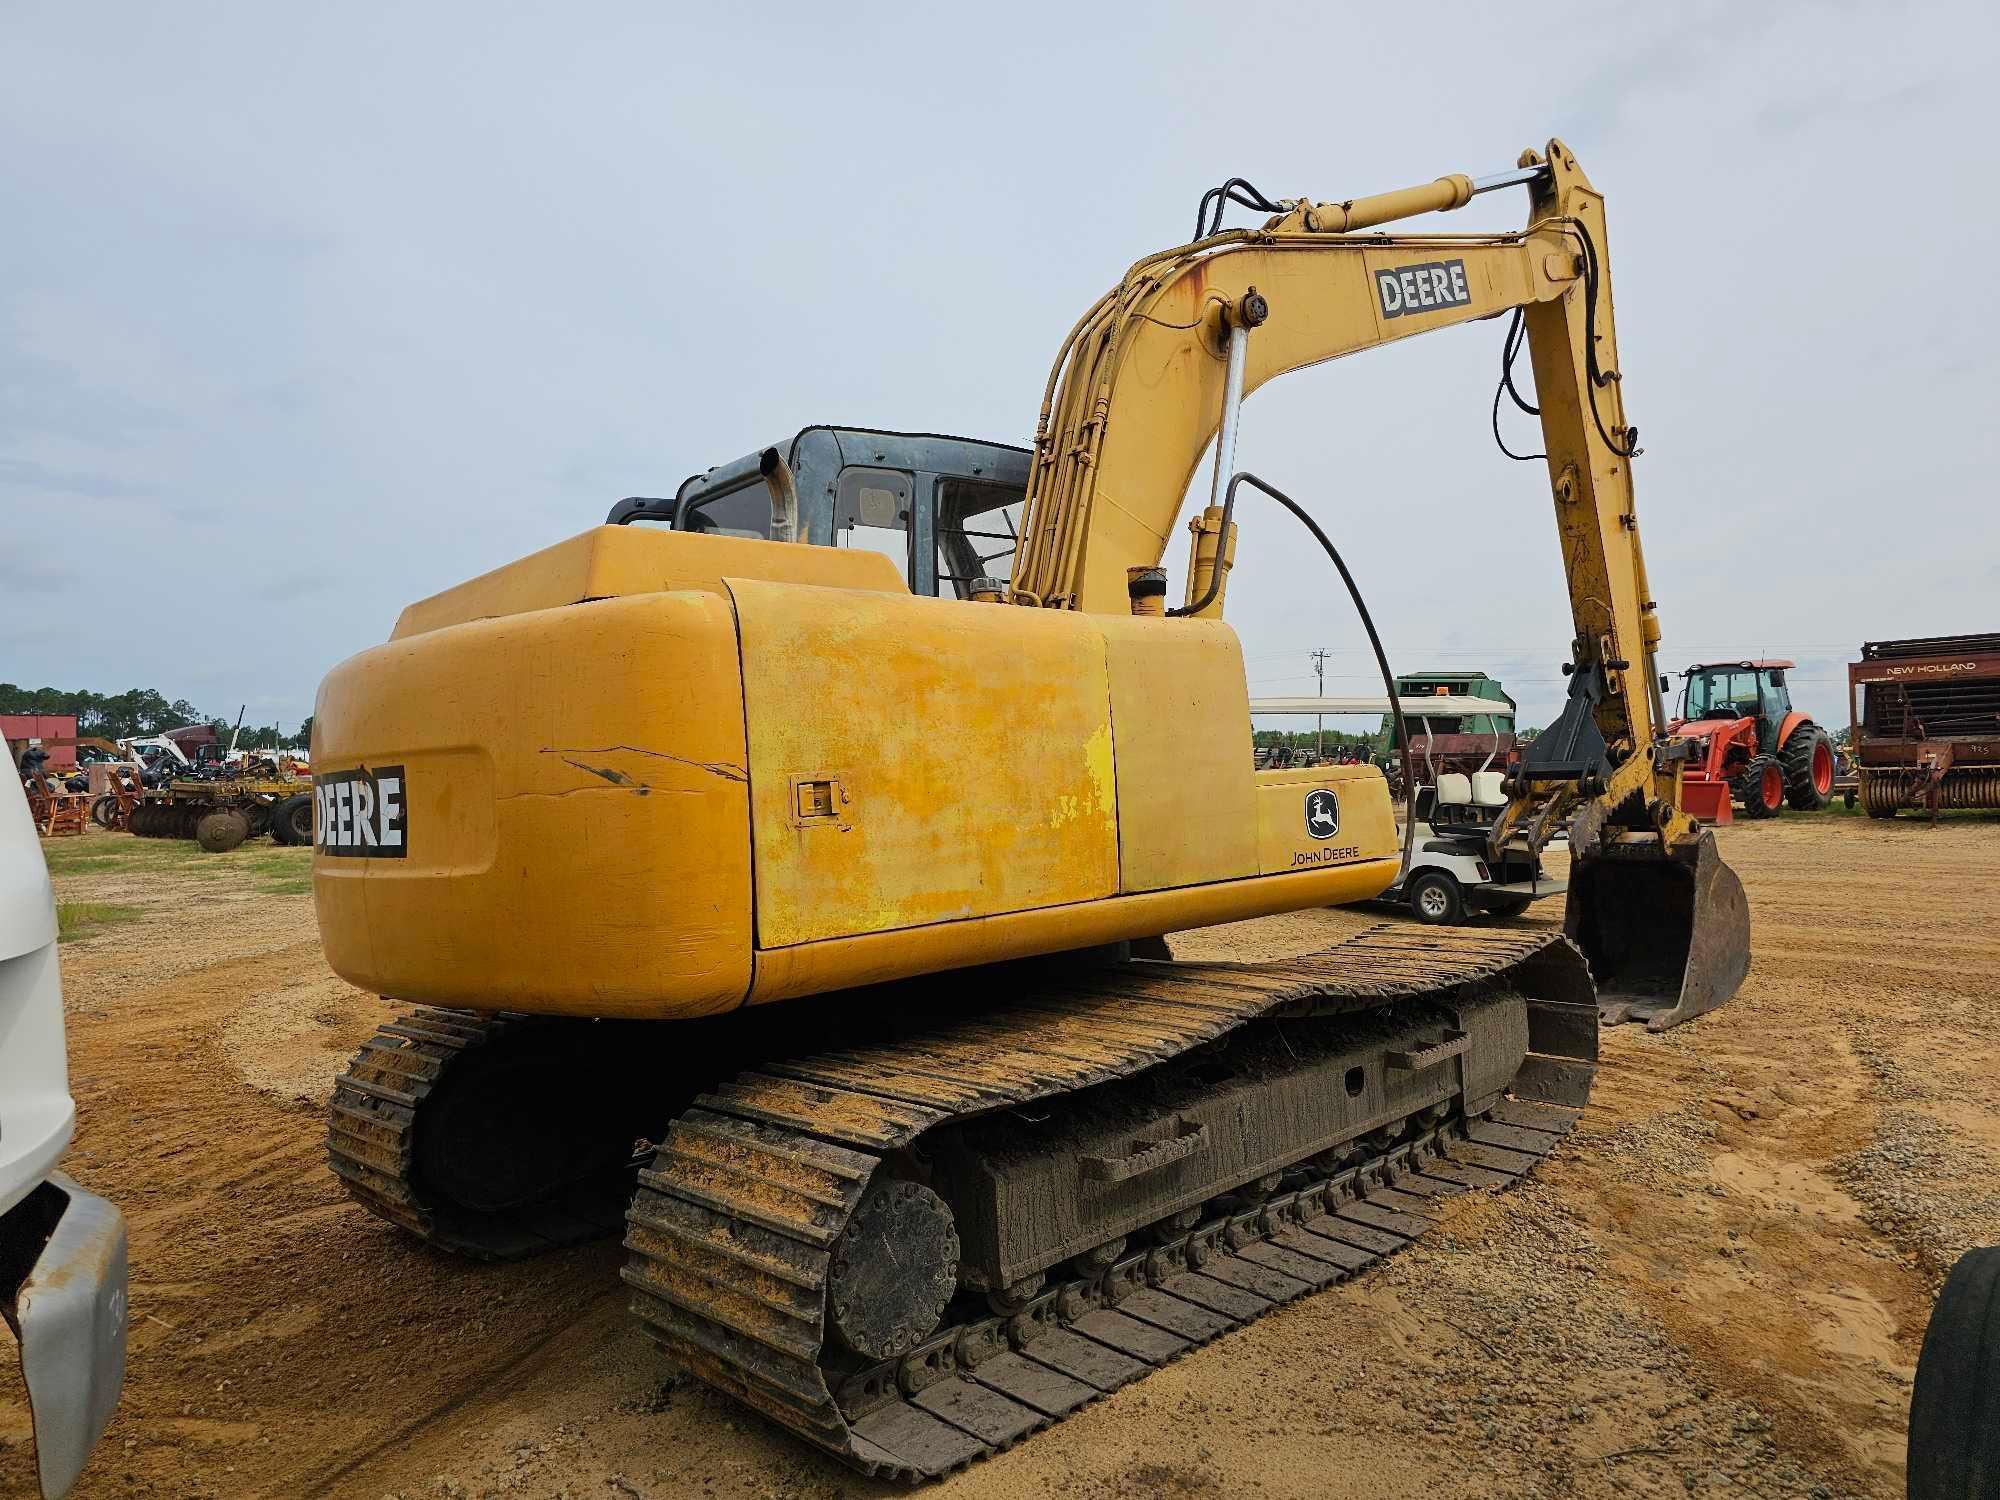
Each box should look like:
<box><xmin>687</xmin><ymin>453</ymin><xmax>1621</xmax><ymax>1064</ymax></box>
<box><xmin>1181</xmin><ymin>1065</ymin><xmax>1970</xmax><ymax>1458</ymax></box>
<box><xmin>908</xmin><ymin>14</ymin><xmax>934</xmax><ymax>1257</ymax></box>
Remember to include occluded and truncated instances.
<box><xmin>1011</xmin><ymin>139</ymin><xmax>1748</xmax><ymax>1029</ymax></box>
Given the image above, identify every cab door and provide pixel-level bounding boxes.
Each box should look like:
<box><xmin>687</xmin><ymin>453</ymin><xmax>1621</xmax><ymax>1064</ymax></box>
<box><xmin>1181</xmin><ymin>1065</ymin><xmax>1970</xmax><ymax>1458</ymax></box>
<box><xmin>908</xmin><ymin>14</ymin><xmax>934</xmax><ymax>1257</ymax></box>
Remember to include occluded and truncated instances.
<box><xmin>1757</xmin><ymin>670</ymin><xmax>1790</xmax><ymax>753</ymax></box>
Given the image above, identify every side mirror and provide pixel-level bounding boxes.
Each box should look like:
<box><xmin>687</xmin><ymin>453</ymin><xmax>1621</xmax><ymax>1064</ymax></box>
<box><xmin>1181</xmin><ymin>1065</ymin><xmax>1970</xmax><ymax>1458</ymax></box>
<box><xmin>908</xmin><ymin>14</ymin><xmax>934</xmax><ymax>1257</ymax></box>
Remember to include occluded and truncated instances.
<box><xmin>1659</xmin><ymin>674</ymin><xmax>1670</xmax><ymax>694</ymax></box>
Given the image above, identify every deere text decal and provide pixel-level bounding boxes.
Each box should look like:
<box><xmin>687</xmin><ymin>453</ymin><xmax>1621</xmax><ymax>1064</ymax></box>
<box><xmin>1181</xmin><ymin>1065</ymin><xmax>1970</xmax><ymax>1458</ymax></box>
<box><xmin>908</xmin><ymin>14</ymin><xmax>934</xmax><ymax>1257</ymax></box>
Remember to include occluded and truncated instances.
<box><xmin>315</xmin><ymin>765</ymin><xmax>407</xmax><ymax>858</ymax></box>
<box><xmin>1375</xmin><ymin>259</ymin><xmax>1470</xmax><ymax>319</ymax></box>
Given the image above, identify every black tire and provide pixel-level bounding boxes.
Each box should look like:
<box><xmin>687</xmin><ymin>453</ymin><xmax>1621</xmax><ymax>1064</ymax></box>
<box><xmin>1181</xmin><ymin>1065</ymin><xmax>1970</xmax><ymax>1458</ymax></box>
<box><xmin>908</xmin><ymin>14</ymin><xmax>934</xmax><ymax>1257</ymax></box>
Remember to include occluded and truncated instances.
<box><xmin>273</xmin><ymin>792</ymin><xmax>313</xmax><ymax>847</ymax></box>
<box><xmin>1781</xmin><ymin>723</ymin><xmax>1834</xmax><ymax>810</ymax></box>
<box><xmin>90</xmin><ymin>795</ymin><xmax>118</xmax><ymax>829</ymax></box>
<box><xmin>1407</xmin><ymin>871</ymin><xmax>1466</xmax><ymax>926</ymax></box>
<box><xmin>1909</xmin><ymin>1245</ymin><xmax>2000</xmax><ymax>1500</ymax></box>
<box><xmin>1483</xmin><ymin>895</ymin><xmax>1534</xmax><ymax>919</ymax></box>
<box><xmin>1732</xmin><ymin>755</ymin><xmax>1785</xmax><ymax>819</ymax></box>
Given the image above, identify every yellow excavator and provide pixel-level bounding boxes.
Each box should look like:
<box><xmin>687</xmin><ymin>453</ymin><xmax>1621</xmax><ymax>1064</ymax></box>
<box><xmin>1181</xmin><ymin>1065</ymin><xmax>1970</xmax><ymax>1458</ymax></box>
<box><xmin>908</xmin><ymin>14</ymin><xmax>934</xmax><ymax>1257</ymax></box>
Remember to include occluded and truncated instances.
<box><xmin>314</xmin><ymin>140</ymin><xmax>1748</xmax><ymax>1478</ymax></box>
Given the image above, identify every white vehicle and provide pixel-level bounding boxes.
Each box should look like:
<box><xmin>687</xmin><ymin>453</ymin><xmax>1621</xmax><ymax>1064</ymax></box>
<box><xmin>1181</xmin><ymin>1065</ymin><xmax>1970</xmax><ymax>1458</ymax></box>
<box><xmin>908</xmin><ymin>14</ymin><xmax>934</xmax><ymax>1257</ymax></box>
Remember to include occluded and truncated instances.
<box><xmin>1381</xmin><ymin>770</ymin><xmax>1566</xmax><ymax>925</ymax></box>
<box><xmin>116</xmin><ymin>734</ymin><xmax>190</xmax><ymax>767</ymax></box>
<box><xmin>1249</xmin><ymin>695</ymin><xmax>1564</xmax><ymax>926</ymax></box>
<box><xmin>1</xmin><ymin>772</ymin><xmax>128</xmax><ymax>1497</ymax></box>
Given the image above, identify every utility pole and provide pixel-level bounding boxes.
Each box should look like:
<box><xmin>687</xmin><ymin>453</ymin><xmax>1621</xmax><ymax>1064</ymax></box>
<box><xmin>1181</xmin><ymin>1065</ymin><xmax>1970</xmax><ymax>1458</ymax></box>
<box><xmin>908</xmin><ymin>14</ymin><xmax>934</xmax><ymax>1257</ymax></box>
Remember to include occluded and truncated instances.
<box><xmin>1310</xmin><ymin>649</ymin><xmax>1329</xmax><ymax>759</ymax></box>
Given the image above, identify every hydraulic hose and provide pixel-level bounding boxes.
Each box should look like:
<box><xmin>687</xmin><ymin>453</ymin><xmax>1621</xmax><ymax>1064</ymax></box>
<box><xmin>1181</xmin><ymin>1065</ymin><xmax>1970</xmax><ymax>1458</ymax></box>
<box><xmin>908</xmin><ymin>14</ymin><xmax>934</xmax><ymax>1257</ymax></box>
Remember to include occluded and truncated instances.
<box><xmin>1169</xmin><ymin>471</ymin><xmax>1417</xmax><ymax>879</ymax></box>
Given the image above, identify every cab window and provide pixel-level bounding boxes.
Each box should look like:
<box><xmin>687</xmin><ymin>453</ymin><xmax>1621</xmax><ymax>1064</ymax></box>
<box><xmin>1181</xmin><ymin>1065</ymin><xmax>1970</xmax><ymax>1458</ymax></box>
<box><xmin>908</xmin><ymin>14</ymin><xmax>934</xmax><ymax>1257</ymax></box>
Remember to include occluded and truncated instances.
<box><xmin>934</xmin><ymin>479</ymin><xmax>1022</xmax><ymax>599</ymax></box>
<box><xmin>630</xmin><ymin>480</ymin><xmax>775</xmax><ymax>538</ymax></box>
<box><xmin>834</xmin><ymin>467</ymin><xmax>913</xmax><ymax>573</ymax></box>
<box><xmin>1688</xmin><ymin>669</ymin><xmax>1758</xmax><ymax>719</ymax></box>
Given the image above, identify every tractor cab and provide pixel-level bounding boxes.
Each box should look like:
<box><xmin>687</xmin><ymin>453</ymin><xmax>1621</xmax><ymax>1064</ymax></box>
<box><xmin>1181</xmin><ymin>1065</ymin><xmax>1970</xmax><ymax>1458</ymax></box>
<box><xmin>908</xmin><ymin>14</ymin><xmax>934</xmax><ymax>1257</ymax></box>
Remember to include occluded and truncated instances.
<box><xmin>1671</xmin><ymin>659</ymin><xmax>1834</xmax><ymax>821</ymax></box>
<box><xmin>605</xmin><ymin>427</ymin><xmax>1029</xmax><ymax>600</ymax></box>
<box><xmin>1681</xmin><ymin>661</ymin><xmax>1795</xmax><ymax>753</ymax></box>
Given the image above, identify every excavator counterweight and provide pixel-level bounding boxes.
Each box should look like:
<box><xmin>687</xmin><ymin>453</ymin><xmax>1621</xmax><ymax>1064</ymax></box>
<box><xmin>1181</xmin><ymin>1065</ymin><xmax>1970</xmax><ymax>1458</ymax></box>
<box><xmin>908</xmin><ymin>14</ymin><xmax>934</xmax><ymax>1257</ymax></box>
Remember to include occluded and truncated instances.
<box><xmin>313</xmin><ymin>139</ymin><xmax>1748</xmax><ymax>1477</ymax></box>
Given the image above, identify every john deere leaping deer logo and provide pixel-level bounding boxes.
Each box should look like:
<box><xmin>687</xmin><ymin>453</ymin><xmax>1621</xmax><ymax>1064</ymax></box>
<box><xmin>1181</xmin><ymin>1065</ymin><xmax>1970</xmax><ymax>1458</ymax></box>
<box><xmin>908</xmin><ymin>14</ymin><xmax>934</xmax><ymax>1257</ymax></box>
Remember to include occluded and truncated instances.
<box><xmin>1304</xmin><ymin>788</ymin><xmax>1340</xmax><ymax>840</ymax></box>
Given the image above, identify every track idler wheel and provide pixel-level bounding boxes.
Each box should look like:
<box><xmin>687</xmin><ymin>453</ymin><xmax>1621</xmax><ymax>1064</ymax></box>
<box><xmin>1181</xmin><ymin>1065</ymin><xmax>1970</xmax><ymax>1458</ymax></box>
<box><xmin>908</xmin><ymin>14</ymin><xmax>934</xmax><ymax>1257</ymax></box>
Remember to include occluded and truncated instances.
<box><xmin>196</xmin><ymin>808</ymin><xmax>252</xmax><ymax>853</ymax></box>
<box><xmin>827</xmin><ymin>1179</ymin><xmax>960</xmax><ymax>1361</ymax></box>
<box><xmin>1567</xmin><ymin>828</ymin><xmax>1751</xmax><ymax>1032</ymax></box>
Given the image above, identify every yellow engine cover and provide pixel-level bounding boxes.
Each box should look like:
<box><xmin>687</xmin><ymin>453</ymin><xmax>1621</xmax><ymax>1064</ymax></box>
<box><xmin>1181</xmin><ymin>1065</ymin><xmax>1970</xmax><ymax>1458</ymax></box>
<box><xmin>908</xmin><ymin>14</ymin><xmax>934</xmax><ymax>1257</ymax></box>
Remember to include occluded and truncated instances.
<box><xmin>311</xmin><ymin>527</ymin><xmax>1400</xmax><ymax>1020</ymax></box>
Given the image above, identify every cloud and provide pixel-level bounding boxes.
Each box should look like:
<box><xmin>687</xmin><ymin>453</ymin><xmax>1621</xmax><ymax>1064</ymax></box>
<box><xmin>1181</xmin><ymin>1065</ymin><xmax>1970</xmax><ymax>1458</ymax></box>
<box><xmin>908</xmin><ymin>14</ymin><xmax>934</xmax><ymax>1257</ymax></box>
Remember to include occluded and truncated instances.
<box><xmin>0</xmin><ymin>555</ymin><xmax>80</xmax><ymax>593</ymax></box>
<box><xmin>253</xmin><ymin>572</ymin><xmax>334</xmax><ymax>602</ymax></box>
<box><xmin>0</xmin><ymin>456</ymin><xmax>150</xmax><ymax>499</ymax></box>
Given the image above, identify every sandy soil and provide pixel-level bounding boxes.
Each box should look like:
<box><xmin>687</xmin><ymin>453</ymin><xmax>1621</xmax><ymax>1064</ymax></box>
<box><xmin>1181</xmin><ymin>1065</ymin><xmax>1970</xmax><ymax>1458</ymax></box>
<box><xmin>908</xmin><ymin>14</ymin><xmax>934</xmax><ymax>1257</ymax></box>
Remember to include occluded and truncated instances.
<box><xmin>5</xmin><ymin>812</ymin><xmax>1997</xmax><ymax>1500</ymax></box>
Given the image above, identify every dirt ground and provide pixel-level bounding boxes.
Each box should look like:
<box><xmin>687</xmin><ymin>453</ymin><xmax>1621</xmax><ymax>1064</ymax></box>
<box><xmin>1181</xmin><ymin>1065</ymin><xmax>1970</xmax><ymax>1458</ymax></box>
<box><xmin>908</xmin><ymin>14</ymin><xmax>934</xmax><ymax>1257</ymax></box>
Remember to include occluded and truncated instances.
<box><xmin>6</xmin><ymin>812</ymin><xmax>1998</xmax><ymax>1500</ymax></box>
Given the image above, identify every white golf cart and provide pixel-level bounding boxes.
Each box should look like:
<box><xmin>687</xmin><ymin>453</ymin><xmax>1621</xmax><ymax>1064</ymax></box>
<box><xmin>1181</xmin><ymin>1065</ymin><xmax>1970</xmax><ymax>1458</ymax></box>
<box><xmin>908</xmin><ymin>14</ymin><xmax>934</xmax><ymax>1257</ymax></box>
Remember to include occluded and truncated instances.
<box><xmin>1248</xmin><ymin>692</ymin><xmax>1565</xmax><ymax>927</ymax></box>
<box><xmin>1382</xmin><ymin>769</ymin><xmax>1566</xmax><ymax>925</ymax></box>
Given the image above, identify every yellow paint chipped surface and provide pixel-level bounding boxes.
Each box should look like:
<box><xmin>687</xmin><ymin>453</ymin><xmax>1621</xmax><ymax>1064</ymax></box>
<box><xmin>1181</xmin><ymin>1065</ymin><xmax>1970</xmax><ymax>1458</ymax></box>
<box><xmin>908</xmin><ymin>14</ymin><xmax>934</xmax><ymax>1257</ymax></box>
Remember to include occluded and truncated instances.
<box><xmin>730</xmin><ymin>578</ymin><xmax>1119</xmax><ymax>948</ymax></box>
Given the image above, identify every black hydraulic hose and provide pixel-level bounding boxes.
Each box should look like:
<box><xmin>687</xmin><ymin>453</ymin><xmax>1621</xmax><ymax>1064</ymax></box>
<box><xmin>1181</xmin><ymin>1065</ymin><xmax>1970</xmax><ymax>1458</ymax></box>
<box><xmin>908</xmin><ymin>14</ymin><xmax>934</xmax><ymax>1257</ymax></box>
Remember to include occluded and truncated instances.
<box><xmin>1193</xmin><ymin>177</ymin><xmax>1286</xmax><ymax>240</ymax></box>
<box><xmin>1168</xmin><ymin>470</ymin><xmax>1417</xmax><ymax>879</ymax></box>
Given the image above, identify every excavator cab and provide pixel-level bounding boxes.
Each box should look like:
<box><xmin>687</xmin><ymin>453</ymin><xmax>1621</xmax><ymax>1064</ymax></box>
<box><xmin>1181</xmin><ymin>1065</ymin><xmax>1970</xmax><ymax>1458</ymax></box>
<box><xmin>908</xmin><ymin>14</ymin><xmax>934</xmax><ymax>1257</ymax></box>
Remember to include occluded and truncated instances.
<box><xmin>606</xmin><ymin>427</ymin><xmax>1028</xmax><ymax>600</ymax></box>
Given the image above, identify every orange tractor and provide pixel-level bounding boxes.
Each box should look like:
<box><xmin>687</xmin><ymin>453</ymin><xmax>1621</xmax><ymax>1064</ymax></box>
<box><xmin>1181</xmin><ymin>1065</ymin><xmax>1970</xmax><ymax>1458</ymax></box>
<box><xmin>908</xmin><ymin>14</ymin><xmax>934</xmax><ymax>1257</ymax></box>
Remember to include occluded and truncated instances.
<box><xmin>1669</xmin><ymin>660</ymin><xmax>1837</xmax><ymax>821</ymax></box>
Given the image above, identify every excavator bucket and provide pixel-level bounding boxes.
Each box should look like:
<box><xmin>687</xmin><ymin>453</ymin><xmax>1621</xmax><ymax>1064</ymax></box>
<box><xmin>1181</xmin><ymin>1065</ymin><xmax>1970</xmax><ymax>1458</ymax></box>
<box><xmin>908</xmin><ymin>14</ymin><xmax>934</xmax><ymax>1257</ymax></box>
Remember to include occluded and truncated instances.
<box><xmin>1564</xmin><ymin>829</ymin><xmax>1750</xmax><ymax>1031</ymax></box>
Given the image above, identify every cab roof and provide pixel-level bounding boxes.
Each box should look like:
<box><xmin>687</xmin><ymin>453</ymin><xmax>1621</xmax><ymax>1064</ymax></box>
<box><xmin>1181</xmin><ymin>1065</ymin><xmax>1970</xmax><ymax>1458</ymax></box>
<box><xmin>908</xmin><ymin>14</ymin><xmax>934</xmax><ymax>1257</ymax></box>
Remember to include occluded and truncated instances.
<box><xmin>1684</xmin><ymin>659</ymin><xmax>1795</xmax><ymax>673</ymax></box>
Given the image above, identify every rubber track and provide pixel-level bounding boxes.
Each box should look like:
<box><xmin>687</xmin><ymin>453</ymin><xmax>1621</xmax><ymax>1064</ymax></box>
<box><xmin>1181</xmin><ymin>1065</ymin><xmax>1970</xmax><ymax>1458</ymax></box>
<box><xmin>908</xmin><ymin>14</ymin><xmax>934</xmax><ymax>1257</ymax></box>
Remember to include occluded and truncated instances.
<box><xmin>327</xmin><ymin>1008</ymin><xmax>631</xmax><ymax>1258</ymax></box>
<box><xmin>621</xmin><ymin>925</ymin><xmax>1596</xmax><ymax>1481</ymax></box>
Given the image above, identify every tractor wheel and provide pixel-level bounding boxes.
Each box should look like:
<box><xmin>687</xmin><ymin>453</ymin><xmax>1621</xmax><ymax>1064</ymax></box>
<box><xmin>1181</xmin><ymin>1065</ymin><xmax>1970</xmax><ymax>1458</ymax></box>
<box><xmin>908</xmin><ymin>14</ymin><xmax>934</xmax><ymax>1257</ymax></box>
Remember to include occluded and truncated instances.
<box><xmin>274</xmin><ymin>793</ymin><xmax>314</xmax><ymax>847</ymax></box>
<box><xmin>1733</xmin><ymin>755</ymin><xmax>1785</xmax><ymax>819</ymax></box>
<box><xmin>1407</xmin><ymin>871</ymin><xmax>1467</xmax><ymax>926</ymax></box>
<box><xmin>196</xmin><ymin>808</ymin><xmax>252</xmax><ymax>853</ymax></box>
<box><xmin>1781</xmin><ymin>724</ymin><xmax>1835</xmax><ymax>810</ymax></box>
<box><xmin>1908</xmin><ymin>1246</ymin><xmax>2000</xmax><ymax>1500</ymax></box>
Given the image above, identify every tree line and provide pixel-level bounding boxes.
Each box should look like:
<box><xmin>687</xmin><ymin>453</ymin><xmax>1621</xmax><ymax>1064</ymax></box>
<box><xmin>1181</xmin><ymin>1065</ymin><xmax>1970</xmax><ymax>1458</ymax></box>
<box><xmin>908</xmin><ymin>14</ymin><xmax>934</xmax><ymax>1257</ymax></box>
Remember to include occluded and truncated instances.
<box><xmin>0</xmin><ymin>684</ymin><xmax>311</xmax><ymax>750</ymax></box>
<box><xmin>1252</xmin><ymin>727</ymin><xmax>1379</xmax><ymax>753</ymax></box>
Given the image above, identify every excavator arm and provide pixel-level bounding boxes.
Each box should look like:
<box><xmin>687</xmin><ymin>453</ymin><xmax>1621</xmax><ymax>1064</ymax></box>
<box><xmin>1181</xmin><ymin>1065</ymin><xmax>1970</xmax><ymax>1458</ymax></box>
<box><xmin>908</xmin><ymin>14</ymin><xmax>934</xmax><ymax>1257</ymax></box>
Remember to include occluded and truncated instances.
<box><xmin>1013</xmin><ymin>140</ymin><xmax>1749</xmax><ymax>1029</ymax></box>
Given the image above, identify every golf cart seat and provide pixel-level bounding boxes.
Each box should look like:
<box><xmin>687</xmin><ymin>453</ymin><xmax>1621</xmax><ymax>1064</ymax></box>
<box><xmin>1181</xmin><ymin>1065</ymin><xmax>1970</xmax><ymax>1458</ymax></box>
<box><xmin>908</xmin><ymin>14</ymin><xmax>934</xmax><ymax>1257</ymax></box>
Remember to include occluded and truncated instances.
<box><xmin>1470</xmin><ymin>770</ymin><xmax>1506</xmax><ymax>807</ymax></box>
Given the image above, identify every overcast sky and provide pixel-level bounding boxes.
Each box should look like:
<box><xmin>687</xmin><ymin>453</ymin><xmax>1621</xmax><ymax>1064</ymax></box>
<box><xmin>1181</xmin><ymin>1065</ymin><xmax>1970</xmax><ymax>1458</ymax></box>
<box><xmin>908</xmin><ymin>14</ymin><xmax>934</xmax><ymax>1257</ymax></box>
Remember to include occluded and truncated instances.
<box><xmin>5</xmin><ymin>4</ymin><xmax>1995</xmax><ymax>734</ymax></box>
